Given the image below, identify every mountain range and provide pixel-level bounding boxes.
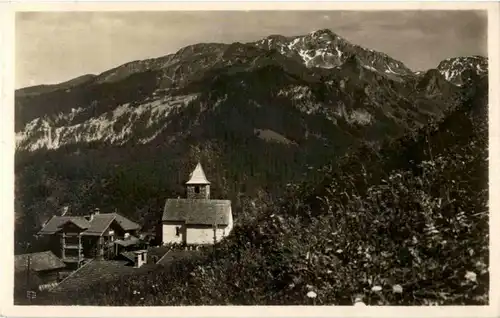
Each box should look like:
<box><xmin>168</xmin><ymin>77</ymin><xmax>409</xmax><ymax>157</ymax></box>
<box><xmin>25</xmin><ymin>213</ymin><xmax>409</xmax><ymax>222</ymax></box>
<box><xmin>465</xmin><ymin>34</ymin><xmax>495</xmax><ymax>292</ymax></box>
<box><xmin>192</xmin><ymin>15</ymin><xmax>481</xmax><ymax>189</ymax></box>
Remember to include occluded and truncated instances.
<box><xmin>14</xmin><ymin>29</ymin><xmax>488</xmax><ymax>254</ymax></box>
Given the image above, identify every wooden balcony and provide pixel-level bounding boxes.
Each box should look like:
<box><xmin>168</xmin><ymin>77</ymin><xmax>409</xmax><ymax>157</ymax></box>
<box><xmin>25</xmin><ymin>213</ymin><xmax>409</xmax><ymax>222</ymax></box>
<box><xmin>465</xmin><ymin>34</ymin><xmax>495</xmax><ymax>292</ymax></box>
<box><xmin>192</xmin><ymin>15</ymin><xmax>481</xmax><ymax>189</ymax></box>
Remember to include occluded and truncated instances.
<box><xmin>63</xmin><ymin>244</ymin><xmax>83</xmax><ymax>249</ymax></box>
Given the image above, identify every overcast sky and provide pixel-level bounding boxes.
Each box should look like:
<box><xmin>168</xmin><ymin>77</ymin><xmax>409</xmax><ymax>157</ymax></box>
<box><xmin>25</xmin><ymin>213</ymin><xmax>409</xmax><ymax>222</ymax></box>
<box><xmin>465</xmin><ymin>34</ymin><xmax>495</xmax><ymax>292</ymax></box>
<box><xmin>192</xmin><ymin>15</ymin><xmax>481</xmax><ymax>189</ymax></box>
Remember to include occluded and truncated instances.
<box><xmin>15</xmin><ymin>10</ymin><xmax>487</xmax><ymax>89</ymax></box>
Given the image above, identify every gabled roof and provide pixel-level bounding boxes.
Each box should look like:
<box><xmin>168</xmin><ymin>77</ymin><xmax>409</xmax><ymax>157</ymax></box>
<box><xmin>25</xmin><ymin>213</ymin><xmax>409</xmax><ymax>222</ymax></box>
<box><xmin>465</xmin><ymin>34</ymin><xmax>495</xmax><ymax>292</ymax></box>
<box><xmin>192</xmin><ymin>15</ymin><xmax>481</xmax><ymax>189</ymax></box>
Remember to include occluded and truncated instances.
<box><xmin>120</xmin><ymin>252</ymin><xmax>136</xmax><ymax>263</ymax></box>
<box><xmin>112</xmin><ymin>213</ymin><xmax>142</xmax><ymax>231</ymax></box>
<box><xmin>37</xmin><ymin>216</ymin><xmax>89</xmax><ymax>235</ymax></box>
<box><xmin>147</xmin><ymin>246</ymin><xmax>171</xmax><ymax>263</ymax></box>
<box><xmin>155</xmin><ymin>249</ymin><xmax>201</xmax><ymax>265</ymax></box>
<box><xmin>14</xmin><ymin>251</ymin><xmax>66</xmax><ymax>273</ymax></box>
<box><xmin>162</xmin><ymin>199</ymin><xmax>231</xmax><ymax>226</ymax></box>
<box><xmin>114</xmin><ymin>235</ymin><xmax>140</xmax><ymax>247</ymax></box>
<box><xmin>38</xmin><ymin>213</ymin><xmax>140</xmax><ymax>236</ymax></box>
<box><xmin>84</xmin><ymin>213</ymin><xmax>116</xmax><ymax>235</ymax></box>
<box><xmin>53</xmin><ymin>260</ymin><xmax>158</xmax><ymax>292</ymax></box>
<box><xmin>186</xmin><ymin>163</ymin><xmax>210</xmax><ymax>185</ymax></box>
<box><xmin>60</xmin><ymin>218</ymin><xmax>91</xmax><ymax>230</ymax></box>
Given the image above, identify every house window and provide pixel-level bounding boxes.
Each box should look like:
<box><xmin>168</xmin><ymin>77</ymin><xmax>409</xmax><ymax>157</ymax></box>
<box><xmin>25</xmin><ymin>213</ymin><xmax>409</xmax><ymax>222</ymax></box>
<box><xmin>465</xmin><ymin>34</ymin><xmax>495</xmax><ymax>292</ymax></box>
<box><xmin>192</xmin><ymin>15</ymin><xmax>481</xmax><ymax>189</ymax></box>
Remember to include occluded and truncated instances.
<box><xmin>175</xmin><ymin>227</ymin><xmax>181</xmax><ymax>236</ymax></box>
<box><xmin>194</xmin><ymin>186</ymin><xmax>200</xmax><ymax>194</ymax></box>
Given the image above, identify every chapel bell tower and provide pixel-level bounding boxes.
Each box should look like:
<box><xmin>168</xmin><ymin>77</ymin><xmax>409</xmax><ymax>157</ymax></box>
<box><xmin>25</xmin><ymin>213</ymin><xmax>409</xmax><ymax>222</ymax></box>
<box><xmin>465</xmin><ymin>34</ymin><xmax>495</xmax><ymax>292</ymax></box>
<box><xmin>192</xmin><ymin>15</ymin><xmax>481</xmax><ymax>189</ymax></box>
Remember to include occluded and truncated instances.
<box><xmin>186</xmin><ymin>162</ymin><xmax>210</xmax><ymax>200</ymax></box>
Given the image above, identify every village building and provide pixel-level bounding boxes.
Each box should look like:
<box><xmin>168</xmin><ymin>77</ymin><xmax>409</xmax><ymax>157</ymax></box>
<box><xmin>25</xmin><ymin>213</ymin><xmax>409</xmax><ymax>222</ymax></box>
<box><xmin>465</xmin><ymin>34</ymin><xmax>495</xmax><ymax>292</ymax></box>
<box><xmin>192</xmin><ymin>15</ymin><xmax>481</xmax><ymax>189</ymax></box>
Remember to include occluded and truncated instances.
<box><xmin>161</xmin><ymin>163</ymin><xmax>233</xmax><ymax>247</ymax></box>
<box><xmin>51</xmin><ymin>246</ymin><xmax>199</xmax><ymax>293</ymax></box>
<box><xmin>14</xmin><ymin>251</ymin><xmax>66</xmax><ymax>292</ymax></box>
<box><xmin>37</xmin><ymin>209</ymin><xmax>141</xmax><ymax>268</ymax></box>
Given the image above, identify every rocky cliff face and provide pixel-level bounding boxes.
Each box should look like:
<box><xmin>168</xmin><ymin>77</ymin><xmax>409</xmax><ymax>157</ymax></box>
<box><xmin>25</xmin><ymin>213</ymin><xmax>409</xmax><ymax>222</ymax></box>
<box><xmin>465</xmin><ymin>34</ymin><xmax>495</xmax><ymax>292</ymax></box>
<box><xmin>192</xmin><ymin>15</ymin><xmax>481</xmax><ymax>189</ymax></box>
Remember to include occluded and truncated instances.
<box><xmin>16</xmin><ymin>29</ymin><xmax>484</xmax><ymax>153</ymax></box>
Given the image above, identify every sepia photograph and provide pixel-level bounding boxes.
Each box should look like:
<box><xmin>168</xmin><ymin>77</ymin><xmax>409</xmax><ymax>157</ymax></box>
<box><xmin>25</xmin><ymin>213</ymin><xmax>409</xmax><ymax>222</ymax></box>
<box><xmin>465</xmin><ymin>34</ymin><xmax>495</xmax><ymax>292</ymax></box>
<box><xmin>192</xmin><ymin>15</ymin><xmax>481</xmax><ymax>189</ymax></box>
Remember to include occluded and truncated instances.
<box><xmin>3</xmin><ymin>2</ymin><xmax>498</xmax><ymax>313</ymax></box>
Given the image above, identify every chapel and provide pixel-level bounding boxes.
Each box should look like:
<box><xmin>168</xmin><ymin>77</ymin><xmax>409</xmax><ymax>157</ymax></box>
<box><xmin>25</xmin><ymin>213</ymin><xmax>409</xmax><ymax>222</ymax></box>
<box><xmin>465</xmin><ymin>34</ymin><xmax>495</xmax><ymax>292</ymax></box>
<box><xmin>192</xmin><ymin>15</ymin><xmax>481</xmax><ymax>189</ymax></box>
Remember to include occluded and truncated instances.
<box><xmin>161</xmin><ymin>163</ymin><xmax>233</xmax><ymax>247</ymax></box>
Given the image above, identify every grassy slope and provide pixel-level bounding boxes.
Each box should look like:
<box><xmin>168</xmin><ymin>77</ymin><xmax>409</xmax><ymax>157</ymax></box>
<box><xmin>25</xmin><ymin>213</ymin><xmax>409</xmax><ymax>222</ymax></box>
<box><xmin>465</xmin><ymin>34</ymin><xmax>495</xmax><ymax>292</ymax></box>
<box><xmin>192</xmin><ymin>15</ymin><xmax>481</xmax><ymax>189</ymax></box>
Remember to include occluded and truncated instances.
<box><xmin>31</xmin><ymin>76</ymin><xmax>488</xmax><ymax>306</ymax></box>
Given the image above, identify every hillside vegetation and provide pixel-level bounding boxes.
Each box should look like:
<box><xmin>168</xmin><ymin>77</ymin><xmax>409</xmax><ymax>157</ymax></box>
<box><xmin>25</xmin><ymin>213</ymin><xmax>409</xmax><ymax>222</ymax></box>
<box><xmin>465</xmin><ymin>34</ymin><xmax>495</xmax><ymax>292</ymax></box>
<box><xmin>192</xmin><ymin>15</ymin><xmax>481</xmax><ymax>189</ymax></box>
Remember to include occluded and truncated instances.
<box><xmin>32</xmin><ymin>74</ymin><xmax>488</xmax><ymax>306</ymax></box>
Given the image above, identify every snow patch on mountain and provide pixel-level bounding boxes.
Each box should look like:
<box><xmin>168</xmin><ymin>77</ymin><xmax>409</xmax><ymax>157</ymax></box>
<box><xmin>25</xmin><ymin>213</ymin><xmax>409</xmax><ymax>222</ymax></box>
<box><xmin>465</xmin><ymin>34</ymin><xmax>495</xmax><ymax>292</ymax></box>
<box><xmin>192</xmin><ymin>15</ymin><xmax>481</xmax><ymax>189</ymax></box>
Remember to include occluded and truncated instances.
<box><xmin>277</xmin><ymin>85</ymin><xmax>329</xmax><ymax>116</ymax></box>
<box><xmin>254</xmin><ymin>128</ymin><xmax>295</xmax><ymax>145</ymax></box>
<box><xmin>363</xmin><ymin>65</ymin><xmax>378</xmax><ymax>72</ymax></box>
<box><xmin>348</xmin><ymin>109</ymin><xmax>373</xmax><ymax>125</ymax></box>
<box><xmin>251</xmin><ymin>29</ymin><xmax>411</xmax><ymax>75</ymax></box>
<box><xmin>333</xmin><ymin>102</ymin><xmax>373</xmax><ymax>126</ymax></box>
<box><xmin>437</xmin><ymin>56</ymin><xmax>488</xmax><ymax>85</ymax></box>
<box><xmin>277</xmin><ymin>86</ymin><xmax>313</xmax><ymax>101</ymax></box>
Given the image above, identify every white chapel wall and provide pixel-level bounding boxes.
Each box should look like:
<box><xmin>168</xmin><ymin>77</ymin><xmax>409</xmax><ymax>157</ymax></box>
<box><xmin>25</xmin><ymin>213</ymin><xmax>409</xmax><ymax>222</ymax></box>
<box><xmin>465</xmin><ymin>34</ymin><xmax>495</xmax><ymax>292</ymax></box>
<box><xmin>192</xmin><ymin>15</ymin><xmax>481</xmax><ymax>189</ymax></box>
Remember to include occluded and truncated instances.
<box><xmin>185</xmin><ymin>227</ymin><xmax>228</xmax><ymax>245</ymax></box>
<box><xmin>162</xmin><ymin>207</ymin><xmax>234</xmax><ymax>245</ymax></box>
<box><xmin>162</xmin><ymin>223</ymin><xmax>184</xmax><ymax>245</ymax></box>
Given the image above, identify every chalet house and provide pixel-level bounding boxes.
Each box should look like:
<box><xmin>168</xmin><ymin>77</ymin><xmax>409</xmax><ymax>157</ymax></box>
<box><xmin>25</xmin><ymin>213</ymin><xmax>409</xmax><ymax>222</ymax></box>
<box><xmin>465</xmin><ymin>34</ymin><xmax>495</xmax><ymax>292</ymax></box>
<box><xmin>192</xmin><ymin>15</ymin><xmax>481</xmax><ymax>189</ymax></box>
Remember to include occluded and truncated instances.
<box><xmin>37</xmin><ymin>209</ymin><xmax>141</xmax><ymax>268</ymax></box>
<box><xmin>161</xmin><ymin>163</ymin><xmax>233</xmax><ymax>247</ymax></box>
<box><xmin>14</xmin><ymin>251</ymin><xmax>66</xmax><ymax>291</ymax></box>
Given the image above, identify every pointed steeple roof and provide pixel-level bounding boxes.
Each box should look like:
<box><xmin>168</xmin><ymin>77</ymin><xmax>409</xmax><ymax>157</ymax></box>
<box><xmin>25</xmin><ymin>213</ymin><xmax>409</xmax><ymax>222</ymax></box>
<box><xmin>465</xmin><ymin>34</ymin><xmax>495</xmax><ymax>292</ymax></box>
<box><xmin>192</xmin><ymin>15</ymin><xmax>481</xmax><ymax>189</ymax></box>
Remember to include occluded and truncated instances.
<box><xmin>186</xmin><ymin>162</ymin><xmax>210</xmax><ymax>185</ymax></box>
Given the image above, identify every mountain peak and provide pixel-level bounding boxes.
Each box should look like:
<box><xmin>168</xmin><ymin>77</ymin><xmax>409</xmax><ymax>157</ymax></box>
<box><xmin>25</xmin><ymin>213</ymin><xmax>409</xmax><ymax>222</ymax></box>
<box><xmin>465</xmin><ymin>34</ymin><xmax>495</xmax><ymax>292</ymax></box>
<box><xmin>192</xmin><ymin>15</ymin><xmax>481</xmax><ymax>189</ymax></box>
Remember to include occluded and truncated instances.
<box><xmin>264</xmin><ymin>34</ymin><xmax>291</xmax><ymax>42</ymax></box>
<box><xmin>436</xmin><ymin>55</ymin><xmax>488</xmax><ymax>86</ymax></box>
<box><xmin>310</xmin><ymin>28</ymin><xmax>337</xmax><ymax>37</ymax></box>
<box><xmin>304</xmin><ymin>28</ymin><xmax>343</xmax><ymax>44</ymax></box>
<box><xmin>249</xmin><ymin>29</ymin><xmax>412</xmax><ymax>75</ymax></box>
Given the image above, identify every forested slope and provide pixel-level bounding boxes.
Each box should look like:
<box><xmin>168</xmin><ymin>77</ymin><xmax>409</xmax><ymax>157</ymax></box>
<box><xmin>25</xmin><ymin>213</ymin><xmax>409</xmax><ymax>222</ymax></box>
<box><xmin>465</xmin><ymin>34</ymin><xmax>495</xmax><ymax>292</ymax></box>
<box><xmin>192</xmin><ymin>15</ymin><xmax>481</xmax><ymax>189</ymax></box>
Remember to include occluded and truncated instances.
<box><xmin>31</xmin><ymin>72</ymin><xmax>489</xmax><ymax>306</ymax></box>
